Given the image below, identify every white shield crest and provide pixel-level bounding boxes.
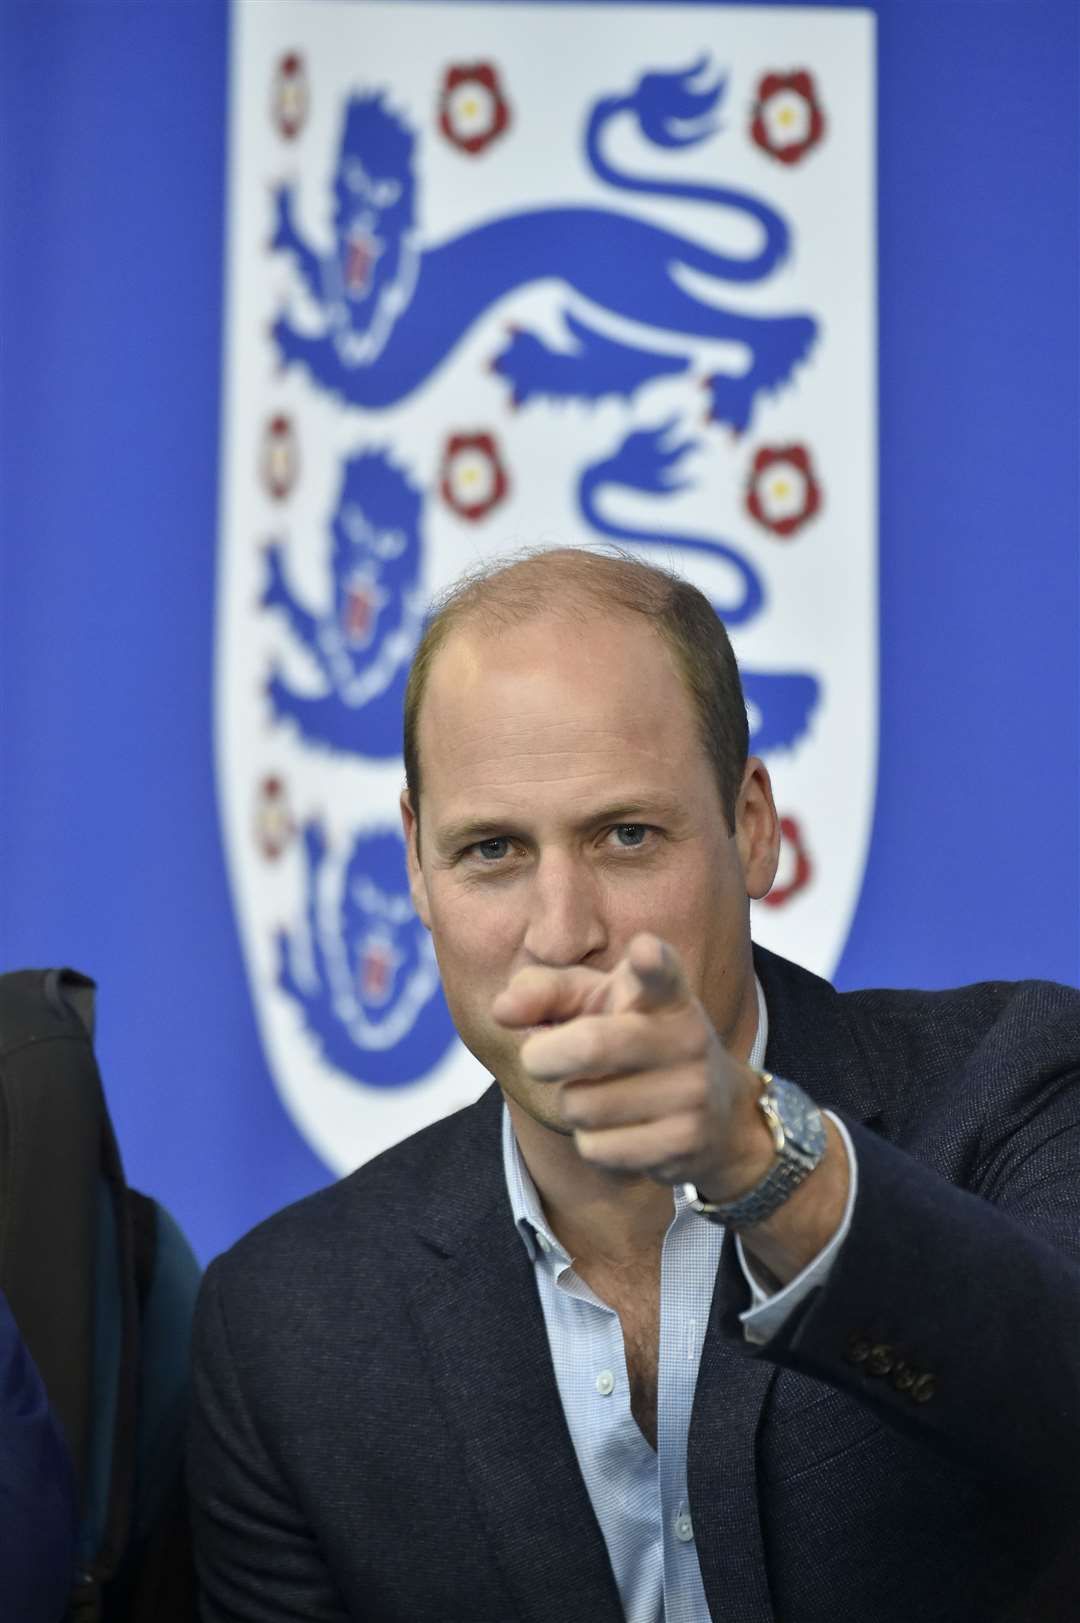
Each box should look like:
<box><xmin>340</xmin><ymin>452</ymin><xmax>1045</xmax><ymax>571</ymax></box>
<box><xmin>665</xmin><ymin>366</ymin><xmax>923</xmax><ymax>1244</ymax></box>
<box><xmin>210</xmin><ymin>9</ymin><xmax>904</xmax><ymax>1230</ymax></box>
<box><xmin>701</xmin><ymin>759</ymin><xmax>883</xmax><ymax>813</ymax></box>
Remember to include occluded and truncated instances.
<box><xmin>217</xmin><ymin>1</ymin><xmax>877</xmax><ymax>1174</ymax></box>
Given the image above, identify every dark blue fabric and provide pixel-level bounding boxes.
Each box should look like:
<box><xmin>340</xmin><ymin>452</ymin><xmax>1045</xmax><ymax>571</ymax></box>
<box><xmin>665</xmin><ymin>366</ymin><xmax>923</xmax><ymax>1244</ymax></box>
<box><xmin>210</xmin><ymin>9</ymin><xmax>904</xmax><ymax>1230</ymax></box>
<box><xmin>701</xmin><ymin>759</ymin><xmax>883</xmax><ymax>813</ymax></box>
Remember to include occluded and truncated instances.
<box><xmin>0</xmin><ymin>1288</ymin><xmax>77</xmax><ymax>1622</ymax></box>
<box><xmin>189</xmin><ymin>949</ymin><xmax>1080</xmax><ymax>1622</ymax></box>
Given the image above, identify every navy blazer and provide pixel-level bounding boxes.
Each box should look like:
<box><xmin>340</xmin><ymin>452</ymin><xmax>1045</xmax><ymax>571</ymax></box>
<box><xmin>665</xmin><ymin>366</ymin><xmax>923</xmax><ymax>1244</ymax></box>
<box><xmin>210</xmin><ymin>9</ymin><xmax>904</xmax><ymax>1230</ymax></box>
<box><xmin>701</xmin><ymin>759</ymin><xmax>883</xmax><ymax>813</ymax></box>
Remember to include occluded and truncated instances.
<box><xmin>189</xmin><ymin>949</ymin><xmax>1080</xmax><ymax>1622</ymax></box>
<box><xmin>0</xmin><ymin>1288</ymin><xmax>76</xmax><ymax>1623</ymax></box>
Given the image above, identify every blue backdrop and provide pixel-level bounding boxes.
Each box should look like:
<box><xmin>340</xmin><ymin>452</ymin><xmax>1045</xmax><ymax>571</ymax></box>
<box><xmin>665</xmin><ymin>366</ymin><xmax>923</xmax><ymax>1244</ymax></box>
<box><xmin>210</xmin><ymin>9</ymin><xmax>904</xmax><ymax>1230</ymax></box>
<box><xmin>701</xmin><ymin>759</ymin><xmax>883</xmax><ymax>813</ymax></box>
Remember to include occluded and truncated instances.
<box><xmin>1</xmin><ymin>0</ymin><xmax>1077</xmax><ymax>1264</ymax></box>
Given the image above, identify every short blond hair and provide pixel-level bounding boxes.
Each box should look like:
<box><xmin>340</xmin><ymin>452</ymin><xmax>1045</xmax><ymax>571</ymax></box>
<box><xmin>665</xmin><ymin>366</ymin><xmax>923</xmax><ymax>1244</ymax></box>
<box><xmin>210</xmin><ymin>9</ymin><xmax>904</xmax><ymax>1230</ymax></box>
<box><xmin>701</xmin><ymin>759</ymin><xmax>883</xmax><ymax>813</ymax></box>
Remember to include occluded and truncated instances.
<box><xmin>403</xmin><ymin>547</ymin><xmax>749</xmax><ymax>835</ymax></box>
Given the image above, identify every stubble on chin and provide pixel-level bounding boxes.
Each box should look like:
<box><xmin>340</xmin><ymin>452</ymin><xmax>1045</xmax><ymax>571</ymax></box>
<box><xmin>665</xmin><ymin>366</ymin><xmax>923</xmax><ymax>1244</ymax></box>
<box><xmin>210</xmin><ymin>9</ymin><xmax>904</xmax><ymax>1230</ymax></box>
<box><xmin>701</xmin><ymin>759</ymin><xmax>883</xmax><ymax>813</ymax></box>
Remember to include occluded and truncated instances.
<box><xmin>500</xmin><ymin>1071</ymin><xmax>577</xmax><ymax>1140</ymax></box>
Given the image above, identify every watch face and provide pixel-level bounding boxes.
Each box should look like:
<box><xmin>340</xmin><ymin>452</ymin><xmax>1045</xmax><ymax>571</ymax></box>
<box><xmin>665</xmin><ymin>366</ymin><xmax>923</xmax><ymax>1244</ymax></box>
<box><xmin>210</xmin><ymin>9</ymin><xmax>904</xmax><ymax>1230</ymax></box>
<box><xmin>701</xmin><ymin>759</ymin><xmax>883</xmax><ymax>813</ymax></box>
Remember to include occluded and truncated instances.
<box><xmin>771</xmin><ymin>1078</ymin><xmax>827</xmax><ymax>1158</ymax></box>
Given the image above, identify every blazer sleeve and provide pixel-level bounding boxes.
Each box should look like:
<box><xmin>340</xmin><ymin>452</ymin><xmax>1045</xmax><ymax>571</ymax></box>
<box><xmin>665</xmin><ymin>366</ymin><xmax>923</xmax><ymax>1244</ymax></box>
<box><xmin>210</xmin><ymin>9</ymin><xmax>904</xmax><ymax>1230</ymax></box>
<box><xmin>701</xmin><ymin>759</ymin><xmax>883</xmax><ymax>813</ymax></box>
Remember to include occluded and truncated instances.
<box><xmin>727</xmin><ymin>1065</ymin><xmax>1080</xmax><ymax>1495</ymax></box>
<box><xmin>187</xmin><ymin>1260</ymin><xmax>352</xmax><ymax>1623</ymax></box>
<box><xmin>0</xmin><ymin>1289</ymin><xmax>77</xmax><ymax>1623</ymax></box>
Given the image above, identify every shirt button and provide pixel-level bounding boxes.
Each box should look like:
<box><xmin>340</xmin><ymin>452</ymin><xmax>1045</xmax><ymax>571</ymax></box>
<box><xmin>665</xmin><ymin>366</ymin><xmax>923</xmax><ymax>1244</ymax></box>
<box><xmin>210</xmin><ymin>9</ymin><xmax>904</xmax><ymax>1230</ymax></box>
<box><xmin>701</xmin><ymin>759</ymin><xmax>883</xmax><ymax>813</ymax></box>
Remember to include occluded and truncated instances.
<box><xmin>674</xmin><ymin>1510</ymin><xmax>694</xmax><ymax>1543</ymax></box>
<box><xmin>536</xmin><ymin>1232</ymin><xmax>552</xmax><ymax>1253</ymax></box>
<box><xmin>595</xmin><ymin>1369</ymin><xmax>615</xmax><ymax>1396</ymax></box>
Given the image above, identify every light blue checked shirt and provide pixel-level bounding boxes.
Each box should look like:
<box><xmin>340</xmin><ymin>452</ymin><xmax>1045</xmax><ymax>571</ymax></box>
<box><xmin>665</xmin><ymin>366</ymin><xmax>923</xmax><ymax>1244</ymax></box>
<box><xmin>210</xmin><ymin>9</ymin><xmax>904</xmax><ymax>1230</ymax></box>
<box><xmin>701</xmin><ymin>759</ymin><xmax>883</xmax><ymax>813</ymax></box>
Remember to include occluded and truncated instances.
<box><xmin>501</xmin><ymin>980</ymin><xmax>857</xmax><ymax>1623</ymax></box>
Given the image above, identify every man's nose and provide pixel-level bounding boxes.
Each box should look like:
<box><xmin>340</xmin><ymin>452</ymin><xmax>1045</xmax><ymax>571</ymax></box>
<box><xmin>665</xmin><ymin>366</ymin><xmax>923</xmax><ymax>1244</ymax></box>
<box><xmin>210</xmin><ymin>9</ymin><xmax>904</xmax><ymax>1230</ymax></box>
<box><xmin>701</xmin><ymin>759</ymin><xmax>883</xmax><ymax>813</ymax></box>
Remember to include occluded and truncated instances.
<box><xmin>522</xmin><ymin>853</ymin><xmax>606</xmax><ymax>967</ymax></box>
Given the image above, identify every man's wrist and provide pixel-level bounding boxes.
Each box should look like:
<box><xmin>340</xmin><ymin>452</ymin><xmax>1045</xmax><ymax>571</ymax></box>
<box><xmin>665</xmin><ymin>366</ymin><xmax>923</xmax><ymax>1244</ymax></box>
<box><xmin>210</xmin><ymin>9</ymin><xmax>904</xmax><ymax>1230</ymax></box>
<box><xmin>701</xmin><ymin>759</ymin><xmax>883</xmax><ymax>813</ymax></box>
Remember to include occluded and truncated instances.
<box><xmin>685</xmin><ymin>1072</ymin><xmax>827</xmax><ymax>1229</ymax></box>
<box><xmin>737</xmin><ymin>1112</ymin><xmax>858</xmax><ymax>1335</ymax></box>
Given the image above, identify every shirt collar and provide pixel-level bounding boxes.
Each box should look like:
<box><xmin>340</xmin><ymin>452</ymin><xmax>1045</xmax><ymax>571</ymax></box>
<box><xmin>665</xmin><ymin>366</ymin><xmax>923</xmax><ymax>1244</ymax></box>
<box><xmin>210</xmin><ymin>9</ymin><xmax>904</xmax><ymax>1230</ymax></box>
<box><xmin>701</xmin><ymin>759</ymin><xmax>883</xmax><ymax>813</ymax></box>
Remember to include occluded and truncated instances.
<box><xmin>748</xmin><ymin>974</ymin><xmax>768</xmax><ymax>1072</ymax></box>
<box><xmin>503</xmin><ymin>974</ymin><xmax>769</xmax><ymax>1264</ymax></box>
<box><xmin>502</xmin><ymin>1102</ymin><xmax>567</xmax><ymax>1265</ymax></box>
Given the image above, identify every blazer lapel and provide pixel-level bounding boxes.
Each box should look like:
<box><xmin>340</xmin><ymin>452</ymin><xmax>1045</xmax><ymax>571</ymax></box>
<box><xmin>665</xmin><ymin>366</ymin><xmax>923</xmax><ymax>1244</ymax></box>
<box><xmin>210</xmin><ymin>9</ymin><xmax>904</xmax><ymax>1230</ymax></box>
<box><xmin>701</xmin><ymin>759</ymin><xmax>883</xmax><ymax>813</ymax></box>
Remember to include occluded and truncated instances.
<box><xmin>753</xmin><ymin>943</ymin><xmax>885</xmax><ymax>1124</ymax></box>
<box><xmin>689</xmin><ymin>1285</ymin><xmax>778</xmax><ymax>1622</ymax></box>
<box><xmin>405</xmin><ymin>1095</ymin><xmax>624</xmax><ymax>1623</ymax></box>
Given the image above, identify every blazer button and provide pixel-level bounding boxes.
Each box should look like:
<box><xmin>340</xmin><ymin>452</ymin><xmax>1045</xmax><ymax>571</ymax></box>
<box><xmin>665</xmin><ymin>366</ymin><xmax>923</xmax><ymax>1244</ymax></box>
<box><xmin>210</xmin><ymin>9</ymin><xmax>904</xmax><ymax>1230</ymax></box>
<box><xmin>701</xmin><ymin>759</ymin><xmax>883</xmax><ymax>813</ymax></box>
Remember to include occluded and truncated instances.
<box><xmin>891</xmin><ymin>1362</ymin><xmax>915</xmax><ymax>1392</ymax></box>
<box><xmin>846</xmin><ymin>1334</ymin><xmax>871</xmax><ymax>1365</ymax></box>
<box><xmin>910</xmin><ymin>1373</ymin><xmax>937</xmax><ymax>1404</ymax></box>
<box><xmin>867</xmin><ymin>1344</ymin><xmax>894</xmax><ymax>1377</ymax></box>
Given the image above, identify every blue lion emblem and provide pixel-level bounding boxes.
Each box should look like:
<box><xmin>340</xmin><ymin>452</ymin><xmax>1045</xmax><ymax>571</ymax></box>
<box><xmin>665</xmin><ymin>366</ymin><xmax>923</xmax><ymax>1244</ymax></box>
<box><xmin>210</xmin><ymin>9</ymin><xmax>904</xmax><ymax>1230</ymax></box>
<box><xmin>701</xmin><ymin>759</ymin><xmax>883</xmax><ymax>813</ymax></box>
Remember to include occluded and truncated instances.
<box><xmin>261</xmin><ymin>448</ymin><xmax>424</xmax><ymax>756</ymax></box>
<box><xmin>277</xmin><ymin>824</ymin><xmax>458</xmax><ymax>1086</ymax></box>
<box><xmin>270</xmin><ymin>59</ymin><xmax>816</xmax><ymax>433</ymax></box>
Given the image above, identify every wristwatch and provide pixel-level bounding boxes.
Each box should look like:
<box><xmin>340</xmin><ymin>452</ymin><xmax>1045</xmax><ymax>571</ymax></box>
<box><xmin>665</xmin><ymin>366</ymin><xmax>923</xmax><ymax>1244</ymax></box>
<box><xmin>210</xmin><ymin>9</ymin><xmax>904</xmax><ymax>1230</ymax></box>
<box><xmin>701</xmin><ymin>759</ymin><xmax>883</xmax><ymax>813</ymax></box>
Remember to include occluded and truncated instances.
<box><xmin>683</xmin><ymin>1070</ymin><xmax>827</xmax><ymax>1228</ymax></box>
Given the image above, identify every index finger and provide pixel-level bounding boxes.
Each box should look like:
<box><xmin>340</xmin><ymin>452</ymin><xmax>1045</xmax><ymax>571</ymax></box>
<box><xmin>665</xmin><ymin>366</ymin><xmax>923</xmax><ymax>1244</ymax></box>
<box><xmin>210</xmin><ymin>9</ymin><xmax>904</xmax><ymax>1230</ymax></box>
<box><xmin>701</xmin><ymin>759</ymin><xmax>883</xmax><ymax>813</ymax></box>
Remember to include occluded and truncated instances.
<box><xmin>609</xmin><ymin>934</ymin><xmax>692</xmax><ymax>1016</ymax></box>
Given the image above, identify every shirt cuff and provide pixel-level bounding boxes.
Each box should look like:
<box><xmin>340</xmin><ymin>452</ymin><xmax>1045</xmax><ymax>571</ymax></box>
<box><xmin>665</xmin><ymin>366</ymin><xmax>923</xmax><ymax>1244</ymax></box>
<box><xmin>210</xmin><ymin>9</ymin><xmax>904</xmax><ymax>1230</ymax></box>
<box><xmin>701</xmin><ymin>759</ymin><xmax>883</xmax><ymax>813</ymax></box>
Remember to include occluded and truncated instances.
<box><xmin>736</xmin><ymin>1111</ymin><xmax>857</xmax><ymax>1346</ymax></box>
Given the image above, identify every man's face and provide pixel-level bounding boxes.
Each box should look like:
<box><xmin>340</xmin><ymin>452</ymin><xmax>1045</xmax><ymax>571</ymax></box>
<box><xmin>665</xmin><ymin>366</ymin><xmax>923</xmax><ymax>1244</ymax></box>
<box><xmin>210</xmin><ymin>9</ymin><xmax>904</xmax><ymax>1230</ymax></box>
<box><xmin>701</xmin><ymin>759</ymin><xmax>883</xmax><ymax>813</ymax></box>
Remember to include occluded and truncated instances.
<box><xmin>401</xmin><ymin>612</ymin><xmax>778</xmax><ymax>1135</ymax></box>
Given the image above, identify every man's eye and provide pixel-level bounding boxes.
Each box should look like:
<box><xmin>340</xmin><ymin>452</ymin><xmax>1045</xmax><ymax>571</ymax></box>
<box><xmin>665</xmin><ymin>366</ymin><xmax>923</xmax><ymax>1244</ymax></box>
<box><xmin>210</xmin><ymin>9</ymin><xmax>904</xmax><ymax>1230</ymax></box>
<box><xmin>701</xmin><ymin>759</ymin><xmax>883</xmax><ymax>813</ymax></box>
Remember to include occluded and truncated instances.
<box><xmin>473</xmin><ymin>838</ymin><xmax>510</xmax><ymax>861</ymax></box>
<box><xmin>612</xmin><ymin>824</ymin><xmax>648</xmax><ymax>848</ymax></box>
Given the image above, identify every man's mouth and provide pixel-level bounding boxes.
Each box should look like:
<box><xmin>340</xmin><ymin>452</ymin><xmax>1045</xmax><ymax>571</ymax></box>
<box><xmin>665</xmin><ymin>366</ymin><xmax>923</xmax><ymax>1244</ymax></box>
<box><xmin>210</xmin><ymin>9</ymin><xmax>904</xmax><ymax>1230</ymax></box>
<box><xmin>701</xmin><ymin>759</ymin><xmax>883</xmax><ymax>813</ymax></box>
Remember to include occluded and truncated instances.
<box><xmin>525</xmin><ymin>1019</ymin><xmax>576</xmax><ymax>1047</ymax></box>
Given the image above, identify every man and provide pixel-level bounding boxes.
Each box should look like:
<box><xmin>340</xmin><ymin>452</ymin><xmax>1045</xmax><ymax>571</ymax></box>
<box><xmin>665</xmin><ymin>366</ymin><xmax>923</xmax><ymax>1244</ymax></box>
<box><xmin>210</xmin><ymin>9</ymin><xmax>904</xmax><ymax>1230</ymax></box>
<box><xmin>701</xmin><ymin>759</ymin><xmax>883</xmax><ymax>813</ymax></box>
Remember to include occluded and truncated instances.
<box><xmin>190</xmin><ymin>548</ymin><xmax>1080</xmax><ymax>1622</ymax></box>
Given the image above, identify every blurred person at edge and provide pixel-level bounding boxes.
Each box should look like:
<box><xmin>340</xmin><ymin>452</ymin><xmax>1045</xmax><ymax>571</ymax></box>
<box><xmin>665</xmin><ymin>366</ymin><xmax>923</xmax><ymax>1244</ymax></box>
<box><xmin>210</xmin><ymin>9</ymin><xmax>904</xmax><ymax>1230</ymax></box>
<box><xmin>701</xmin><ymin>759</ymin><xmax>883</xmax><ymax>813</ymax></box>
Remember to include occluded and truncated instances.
<box><xmin>0</xmin><ymin>1287</ymin><xmax>76</xmax><ymax>1621</ymax></box>
<box><xmin>190</xmin><ymin>548</ymin><xmax>1080</xmax><ymax>1623</ymax></box>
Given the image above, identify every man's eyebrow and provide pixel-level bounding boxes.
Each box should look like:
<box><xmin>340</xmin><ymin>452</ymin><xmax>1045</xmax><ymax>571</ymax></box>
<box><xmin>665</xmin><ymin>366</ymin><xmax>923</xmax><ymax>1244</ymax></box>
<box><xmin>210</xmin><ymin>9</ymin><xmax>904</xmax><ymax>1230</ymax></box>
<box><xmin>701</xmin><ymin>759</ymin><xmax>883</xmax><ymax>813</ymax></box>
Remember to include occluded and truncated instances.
<box><xmin>435</xmin><ymin>818</ymin><xmax>519</xmax><ymax>851</ymax></box>
<box><xmin>434</xmin><ymin>797</ymin><xmax>687</xmax><ymax>851</ymax></box>
<box><xmin>579</xmin><ymin>797</ymin><xmax>686</xmax><ymax>827</ymax></box>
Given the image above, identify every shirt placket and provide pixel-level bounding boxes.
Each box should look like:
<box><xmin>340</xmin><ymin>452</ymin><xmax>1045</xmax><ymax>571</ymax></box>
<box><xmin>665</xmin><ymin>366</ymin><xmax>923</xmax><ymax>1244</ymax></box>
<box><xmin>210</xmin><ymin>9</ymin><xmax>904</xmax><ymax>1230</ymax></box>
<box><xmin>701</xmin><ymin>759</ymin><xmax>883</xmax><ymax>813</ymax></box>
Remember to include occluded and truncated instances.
<box><xmin>538</xmin><ymin>1237</ymin><xmax>666</xmax><ymax>1620</ymax></box>
<box><xmin>656</xmin><ymin>1197</ymin><xmax>722</xmax><ymax>1623</ymax></box>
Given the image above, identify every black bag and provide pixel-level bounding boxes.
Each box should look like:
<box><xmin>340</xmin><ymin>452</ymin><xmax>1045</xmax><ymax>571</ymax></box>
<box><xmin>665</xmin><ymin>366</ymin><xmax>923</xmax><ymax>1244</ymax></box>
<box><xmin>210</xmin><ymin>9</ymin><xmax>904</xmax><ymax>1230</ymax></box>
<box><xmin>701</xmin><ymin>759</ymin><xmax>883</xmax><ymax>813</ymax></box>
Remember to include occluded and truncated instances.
<box><xmin>0</xmin><ymin>968</ymin><xmax>199</xmax><ymax>1622</ymax></box>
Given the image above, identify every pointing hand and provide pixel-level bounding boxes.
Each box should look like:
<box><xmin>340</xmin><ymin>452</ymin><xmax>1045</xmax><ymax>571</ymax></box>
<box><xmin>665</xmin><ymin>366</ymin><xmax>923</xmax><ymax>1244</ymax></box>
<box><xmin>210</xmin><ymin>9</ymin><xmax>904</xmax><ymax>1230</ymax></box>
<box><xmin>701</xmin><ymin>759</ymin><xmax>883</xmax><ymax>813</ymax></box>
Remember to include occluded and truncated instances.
<box><xmin>492</xmin><ymin>933</ymin><xmax>765</xmax><ymax>1196</ymax></box>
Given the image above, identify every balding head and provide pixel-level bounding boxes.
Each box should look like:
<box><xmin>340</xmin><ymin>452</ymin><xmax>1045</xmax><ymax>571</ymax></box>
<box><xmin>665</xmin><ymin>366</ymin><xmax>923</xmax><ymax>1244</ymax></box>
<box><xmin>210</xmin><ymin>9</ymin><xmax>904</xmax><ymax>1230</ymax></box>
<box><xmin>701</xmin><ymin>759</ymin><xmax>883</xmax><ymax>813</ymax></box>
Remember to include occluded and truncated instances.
<box><xmin>403</xmin><ymin>548</ymin><xmax>749</xmax><ymax>836</ymax></box>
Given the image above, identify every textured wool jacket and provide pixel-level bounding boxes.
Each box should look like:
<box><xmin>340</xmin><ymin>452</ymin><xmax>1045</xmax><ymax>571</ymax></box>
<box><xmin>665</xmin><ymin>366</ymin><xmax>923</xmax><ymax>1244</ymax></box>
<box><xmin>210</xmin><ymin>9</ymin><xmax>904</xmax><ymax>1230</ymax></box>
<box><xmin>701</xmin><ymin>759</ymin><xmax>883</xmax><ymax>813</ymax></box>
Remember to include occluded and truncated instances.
<box><xmin>189</xmin><ymin>947</ymin><xmax>1080</xmax><ymax>1622</ymax></box>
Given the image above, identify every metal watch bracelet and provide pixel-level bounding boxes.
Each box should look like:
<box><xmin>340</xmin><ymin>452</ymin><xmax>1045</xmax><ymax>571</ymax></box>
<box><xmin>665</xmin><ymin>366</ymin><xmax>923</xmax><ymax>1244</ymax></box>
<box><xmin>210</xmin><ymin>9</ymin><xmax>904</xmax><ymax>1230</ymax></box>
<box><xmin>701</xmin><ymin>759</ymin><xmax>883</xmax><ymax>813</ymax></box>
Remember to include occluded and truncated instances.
<box><xmin>683</xmin><ymin>1071</ymin><xmax>827</xmax><ymax>1228</ymax></box>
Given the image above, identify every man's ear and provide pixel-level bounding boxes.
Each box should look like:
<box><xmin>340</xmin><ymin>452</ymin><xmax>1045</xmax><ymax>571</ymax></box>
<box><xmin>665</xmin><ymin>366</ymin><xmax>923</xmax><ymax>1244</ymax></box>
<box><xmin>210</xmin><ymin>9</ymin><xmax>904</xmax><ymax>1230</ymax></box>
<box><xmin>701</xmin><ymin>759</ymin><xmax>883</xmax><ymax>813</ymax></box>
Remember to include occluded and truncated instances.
<box><xmin>400</xmin><ymin>789</ymin><xmax>432</xmax><ymax>929</ymax></box>
<box><xmin>734</xmin><ymin>757</ymin><xmax>781</xmax><ymax>901</ymax></box>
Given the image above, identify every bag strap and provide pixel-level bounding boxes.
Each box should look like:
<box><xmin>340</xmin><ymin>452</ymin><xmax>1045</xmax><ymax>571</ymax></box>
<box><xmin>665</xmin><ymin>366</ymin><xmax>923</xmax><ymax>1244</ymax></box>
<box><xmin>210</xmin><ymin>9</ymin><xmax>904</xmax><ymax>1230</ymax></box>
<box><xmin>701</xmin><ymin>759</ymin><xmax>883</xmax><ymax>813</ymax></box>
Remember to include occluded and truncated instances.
<box><xmin>85</xmin><ymin>1109</ymin><xmax>141</xmax><ymax>1592</ymax></box>
<box><xmin>128</xmin><ymin>1190</ymin><xmax>158</xmax><ymax>1316</ymax></box>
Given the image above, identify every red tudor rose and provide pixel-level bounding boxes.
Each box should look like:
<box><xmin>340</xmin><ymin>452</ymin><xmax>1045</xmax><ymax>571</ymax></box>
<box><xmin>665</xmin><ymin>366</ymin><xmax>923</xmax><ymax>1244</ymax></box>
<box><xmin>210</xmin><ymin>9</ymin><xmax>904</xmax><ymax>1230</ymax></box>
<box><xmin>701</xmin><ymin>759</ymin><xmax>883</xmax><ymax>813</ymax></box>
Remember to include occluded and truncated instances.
<box><xmin>760</xmin><ymin>816</ymin><xmax>813</xmax><ymax>908</ymax></box>
<box><xmin>440</xmin><ymin>433</ymin><xmax>509</xmax><ymax>521</ymax></box>
<box><xmin>751</xmin><ymin>71</ymin><xmax>826</xmax><ymax>166</ymax></box>
<box><xmin>746</xmin><ymin>444</ymin><xmax>821</xmax><ymax>537</ymax></box>
<box><xmin>439</xmin><ymin>63</ymin><xmax>511</xmax><ymax>155</ymax></box>
<box><xmin>255</xmin><ymin>776</ymin><xmax>295</xmax><ymax>861</ymax></box>
<box><xmin>261</xmin><ymin>415</ymin><xmax>300</xmax><ymax>502</ymax></box>
<box><xmin>272</xmin><ymin>52</ymin><xmax>309</xmax><ymax>140</ymax></box>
